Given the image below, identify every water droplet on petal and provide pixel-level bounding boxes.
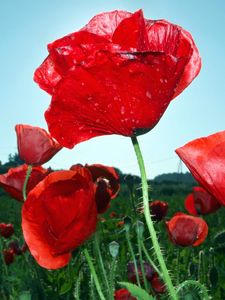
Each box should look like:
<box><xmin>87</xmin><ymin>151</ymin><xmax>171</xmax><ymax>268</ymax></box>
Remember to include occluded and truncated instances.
<box><xmin>146</xmin><ymin>91</ymin><xmax>152</xmax><ymax>99</ymax></box>
<box><xmin>121</xmin><ymin>106</ymin><xmax>125</xmax><ymax>115</ymax></box>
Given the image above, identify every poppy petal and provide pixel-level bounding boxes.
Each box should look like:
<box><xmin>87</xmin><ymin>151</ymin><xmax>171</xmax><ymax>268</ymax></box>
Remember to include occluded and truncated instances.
<box><xmin>185</xmin><ymin>193</ymin><xmax>198</xmax><ymax>216</ymax></box>
<box><xmin>176</xmin><ymin>130</ymin><xmax>225</xmax><ymax>206</ymax></box>
<box><xmin>0</xmin><ymin>165</ymin><xmax>49</xmax><ymax>201</ymax></box>
<box><xmin>145</xmin><ymin>19</ymin><xmax>201</xmax><ymax>98</ymax></box>
<box><xmin>45</xmin><ymin>52</ymin><xmax>189</xmax><ymax>148</ymax></box>
<box><xmin>112</xmin><ymin>10</ymin><xmax>150</xmax><ymax>51</ymax></box>
<box><xmin>81</xmin><ymin>10</ymin><xmax>132</xmax><ymax>39</ymax></box>
<box><xmin>15</xmin><ymin>124</ymin><xmax>62</xmax><ymax>165</ymax></box>
<box><xmin>22</xmin><ymin>170</ymin><xmax>97</xmax><ymax>269</ymax></box>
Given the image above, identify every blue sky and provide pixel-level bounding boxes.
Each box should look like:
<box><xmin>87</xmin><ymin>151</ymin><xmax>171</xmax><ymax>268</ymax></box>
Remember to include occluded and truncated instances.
<box><xmin>1</xmin><ymin>0</ymin><xmax>225</xmax><ymax>178</ymax></box>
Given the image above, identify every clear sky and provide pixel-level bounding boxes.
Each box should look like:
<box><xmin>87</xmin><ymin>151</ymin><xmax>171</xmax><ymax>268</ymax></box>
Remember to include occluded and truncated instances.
<box><xmin>1</xmin><ymin>0</ymin><xmax>225</xmax><ymax>178</ymax></box>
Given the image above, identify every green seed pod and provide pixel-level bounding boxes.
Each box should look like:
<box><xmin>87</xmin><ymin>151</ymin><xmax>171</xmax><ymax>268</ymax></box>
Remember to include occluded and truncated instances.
<box><xmin>134</xmin><ymin>220</ymin><xmax>144</xmax><ymax>238</ymax></box>
<box><xmin>109</xmin><ymin>241</ymin><xmax>120</xmax><ymax>258</ymax></box>
<box><xmin>124</xmin><ymin>216</ymin><xmax>132</xmax><ymax>232</ymax></box>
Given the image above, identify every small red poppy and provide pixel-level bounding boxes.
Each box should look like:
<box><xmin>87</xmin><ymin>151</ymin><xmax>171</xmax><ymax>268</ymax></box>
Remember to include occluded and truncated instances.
<box><xmin>34</xmin><ymin>9</ymin><xmax>201</xmax><ymax>148</ymax></box>
<box><xmin>110</xmin><ymin>211</ymin><xmax>117</xmax><ymax>218</ymax></box>
<box><xmin>139</xmin><ymin>200</ymin><xmax>168</xmax><ymax>221</ymax></box>
<box><xmin>166</xmin><ymin>213</ymin><xmax>208</xmax><ymax>247</ymax></box>
<box><xmin>114</xmin><ymin>288</ymin><xmax>136</xmax><ymax>300</ymax></box>
<box><xmin>0</xmin><ymin>223</ymin><xmax>14</xmax><ymax>238</ymax></box>
<box><xmin>70</xmin><ymin>164</ymin><xmax>120</xmax><ymax>214</ymax></box>
<box><xmin>0</xmin><ymin>164</ymin><xmax>49</xmax><ymax>201</ymax></box>
<box><xmin>151</xmin><ymin>273</ymin><xmax>166</xmax><ymax>294</ymax></box>
<box><xmin>185</xmin><ymin>186</ymin><xmax>221</xmax><ymax>216</ymax></box>
<box><xmin>117</xmin><ymin>220</ymin><xmax>125</xmax><ymax>228</ymax></box>
<box><xmin>22</xmin><ymin>169</ymin><xmax>97</xmax><ymax>269</ymax></box>
<box><xmin>127</xmin><ymin>261</ymin><xmax>154</xmax><ymax>284</ymax></box>
<box><xmin>15</xmin><ymin>124</ymin><xmax>62</xmax><ymax>165</ymax></box>
<box><xmin>3</xmin><ymin>249</ymin><xmax>15</xmax><ymax>265</ymax></box>
<box><xmin>8</xmin><ymin>240</ymin><xmax>22</xmax><ymax>255</ymax></box>
<box><xmin>176</xmin><ymin>130</ymin><xmax>225</xmax><ymax>206</ymax></box>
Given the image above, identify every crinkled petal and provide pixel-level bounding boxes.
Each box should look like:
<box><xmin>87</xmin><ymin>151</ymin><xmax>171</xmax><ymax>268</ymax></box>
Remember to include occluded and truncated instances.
<box><xmin>145</xmin><ymin>19</ymin><xmax>201</xmax><ymax>98</ymax></box>
<box><xmin>22</xmin><ymin>170</ymin><xmax>97</xmax><ymax>269</ymax></box>
<box><xmin>45</xmin><ymin>52</ymin><xmax>188</xmax><ymax>148</ymax></box>
<box><xmin>112</xmin><ymin>10</ymin><xmax>150</xmax><ymax>51</ymax></box>
<box><xmin>176</xmin><ymin>130</ymin><xmax>225</xmax><ymax>206</ymax></box>
<box><xmin>81</xmin><ymin>10</ymin><xmax>132</xmax><ymax>39</ymax></box>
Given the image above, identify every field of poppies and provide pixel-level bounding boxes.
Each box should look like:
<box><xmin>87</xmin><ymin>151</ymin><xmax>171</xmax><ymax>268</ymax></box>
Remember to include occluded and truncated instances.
<box><xmin>1</xmin><ymin>169</ymin><xmax>225</xmax><ymax>299</ymax></box>
<box><xmin>1</xmin><ymin>8</ymin><xmax>225</xmax><ymax>300</ymax></box>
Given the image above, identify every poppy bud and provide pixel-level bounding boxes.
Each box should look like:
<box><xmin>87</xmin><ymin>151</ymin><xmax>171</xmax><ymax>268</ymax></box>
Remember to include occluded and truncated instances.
<box><xmin>166</xmin><ymin>213</ymin><xmax>208</xmax><ymax>247</ymax></box>
<box><xmin>3</xmin><ymin>249</ymin><xmax>15</xmax><ymax>265</ymax></box>
<box><xmin>15</xmin><ymin>124</ymin><xmax>62</xmax><ymax>165</ymax></box>
<box><xmin>0</xmin><ymin>223</ymin><xmax>14</xmax><ymax>238</ymax></box>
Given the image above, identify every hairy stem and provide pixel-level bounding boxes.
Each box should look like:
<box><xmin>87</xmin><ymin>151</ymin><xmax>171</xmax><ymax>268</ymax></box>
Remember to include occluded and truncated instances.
<box><xmin>83</xmin><ymin>248</ymin><xmax>106</xmax><ymax>300</ymax></box>
<box><xmin>125</xmin><ymin>230</ymin><xmax>141</xmax><ymax>287</ymax></box>
<box><xmin>94</xmin><ymin>233</ymin><xmax>113</xmax><ymax>299</ymax></box>
<box><xmin>131</xmin><ymin>136</ymin><xmax>178</xmax><ymax>300</ymax></box>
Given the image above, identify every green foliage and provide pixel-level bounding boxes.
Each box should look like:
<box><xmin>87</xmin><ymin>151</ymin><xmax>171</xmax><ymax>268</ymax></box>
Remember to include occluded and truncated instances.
<box><xmin>0</xmin><ymin>168</ymin><xmax>225</xmax><ymax>299</ymax></box>
<box><xmin>119</xmin><ymin>282</ymin><xmax>155</xmax><ymax>300</ymax></box>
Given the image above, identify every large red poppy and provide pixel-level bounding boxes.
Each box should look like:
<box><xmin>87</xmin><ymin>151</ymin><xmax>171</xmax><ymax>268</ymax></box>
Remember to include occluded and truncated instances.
<box><xmin>176</xmin><ymin>130</ymin><xmax>225</xmax><ymax>206</ymax></box>
<box><xmin>34</xmin><ymin>9</ymin><xmax>201</xmax><ymax>148</ymax></box>
<box><xmin>185</xmin><ymin>186</ymin><xmax>221</xmax><ymax>216</ymax></box>
<box><xmin>22</xmin><ymin>169</ymin><xmax>97</xmax><ymax>269</ymax></box>
<box><xmin>166</xmin><ymin>213</ymin><xmax>208</xmax><ymax>247</ymax></box>
<box><xmin>70</xmin><ymin>164</ymin><xmax>120</xmax><ymax>213</ymax></box>
<box><xmin>15</xmin><ymin>124</ymin><xmax>62</xmax><ymax>165</ymax></box>
<box><xmin>0</xmin><ymin>165</ymin><xmax>49</xmax><ymax>201</ymax></box>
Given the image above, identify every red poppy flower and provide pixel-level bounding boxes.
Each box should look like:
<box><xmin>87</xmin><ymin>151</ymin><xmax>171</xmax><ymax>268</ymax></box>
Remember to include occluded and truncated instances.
<box><xmin>114</xmin><ymin>289</ymin><xmax>136</xmax><ymax>300</ymax></box>
<box><xmin>151</xmin><ymin>273</ymin><xmax>166</xmax><ymax>294</ymax></box>
<box><xmin>8</xmin><ymin>240</ymin><xmax>22</xmax><ymax>255</ymax></box>
<box><xmin>0</xmin><ymin>223</ymin><xmax>14</xmax><ymax>238</ymax></box>
<box><xmin>34</xmin><ymin>9</ymin><xmax>201</xmax><ymax>148</ymax></box>
<box><xmin>138</xmin><ymin>200</ymin><xmax>168</xmax><ymax>221</ymax></box>
<box><xmin>15</xmin><ymin>124</ymin><xmax>62</xmax><ymax>165</ymax></box>
<box><xmin>185</xmin><ymin>186</ymin><xmax>221</xmax><ymax>216</ymax></box>
<box><xmin>166</xmin><ymin>213</ymin><xmax>208</xmax><ymax>247</ymax></box>
<box><xmin>127</xmin><ymin>261</ymin><xmax>154</xmax><ymax>284</ymax></box>
<box><xmin>150</xmin><ymin>200</ymin><xmax>168</xmax><ymax>221</ymax></box>
<box><xmin>0</xmin><ymin>164</ymin><xmax>49</xmax><ymax>201</ymax></box>
<box><xmin>3</xmin><ymin>249</ymin><xmax>15</xmax><ymax>265</ymax></box>
<box><xmin>110</xmin><ymin>211</ymin><xmax>117</xmax><ymax>218</ymax></box>
<box><xmin>22</xmin><ymin>169</ymin><xmax>97</xmax><ymax>269</ymax></box>
<box><xmin>70</xmin><ymin>164</ymin><xmax>120</xmax><ymax>213</ymax></box>
<box><xmin>176</xmin><ymin>130</ymin><xmax>225</xmax><ymax>206</ymax></box>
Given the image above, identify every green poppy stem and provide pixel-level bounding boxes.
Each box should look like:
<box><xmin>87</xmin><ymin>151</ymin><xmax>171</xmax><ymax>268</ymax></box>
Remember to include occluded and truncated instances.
<box><xmin>83</xmin><ymin>248</ymin><xmax>106</xmax><ymax>300</ymax></box>
<box><xmin>94</xmin><ymin>233</ymin><xmax>113</xmax><ymax>300</ymax></box>
<box><xmin>22</xmin><ymin>165</ymin><xmax>32</xmax><ymax>201</ymax></box>
<box><xmin>125</xmin><ymin>230</ymin><xmax>141</xmax><ymax>287</ymax></box>
<box><xmin>131</xmin><ymin>136</ymin><xmax>178</xmax><ymax>300</ymax></box>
